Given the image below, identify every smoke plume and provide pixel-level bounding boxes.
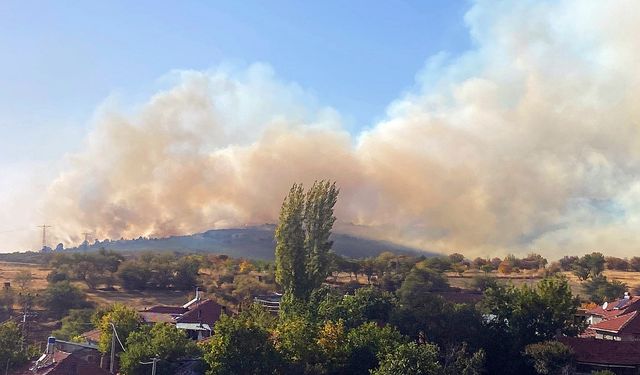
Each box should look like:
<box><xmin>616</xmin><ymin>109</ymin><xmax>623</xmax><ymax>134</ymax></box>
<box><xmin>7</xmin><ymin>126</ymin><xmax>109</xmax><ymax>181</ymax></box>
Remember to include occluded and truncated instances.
<box><xmin>40</xmin><ymin>0</ymin><xmax>640</xmax><ymax>257</ymax></box>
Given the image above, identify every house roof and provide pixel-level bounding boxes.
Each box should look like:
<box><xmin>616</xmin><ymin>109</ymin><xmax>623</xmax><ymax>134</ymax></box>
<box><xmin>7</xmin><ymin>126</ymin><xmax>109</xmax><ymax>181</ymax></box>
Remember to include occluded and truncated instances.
<box><xmin>586</xmin><ymin>296</ymin><xmax>640</xmax><ymax>319</ymax></box>
<box><xmin>560</xmin><ymin>337</ymin><xmax>640</xmax><ymax>366</ymax></box>
<box><xmin>12</xmin><ymin>351</ymin><xmax>109</xmax><ymax>375</ymax></box>
<box><xmin>79</xmin><ymin>329</ymin><xmax>101</xmax><ymax>343</ymax></box>
<box><xmin>139</xmin><ymin>311</ymin><xmax>176</xmax><ymax>324</ymax></box>
<box><xmin>143</xmin><ymin>305</ymin><xmax>189</xmax><ymax>314</ymax></box>
<box><xmin>176</xmin><ymin>299</ymin><xmax>223</xmax><ymax>327</ymax></box>
<box><xmin>590</xmin><ymin>310</ymin><xmax>640</xmax><ymax>334</ymax></box>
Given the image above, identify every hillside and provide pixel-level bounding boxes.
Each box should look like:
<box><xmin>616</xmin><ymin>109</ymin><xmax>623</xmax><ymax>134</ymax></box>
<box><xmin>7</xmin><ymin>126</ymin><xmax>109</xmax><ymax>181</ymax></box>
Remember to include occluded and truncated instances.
<box><xmin>62</xmin><ymin>224</ymin><xmax>433</xmax><ymax>259</ymax></box>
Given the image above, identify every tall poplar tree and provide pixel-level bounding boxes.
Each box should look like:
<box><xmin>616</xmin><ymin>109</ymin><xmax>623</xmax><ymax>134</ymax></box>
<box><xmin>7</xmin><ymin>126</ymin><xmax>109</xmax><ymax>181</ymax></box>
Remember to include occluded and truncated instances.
<box><xmin>275</xmin><ymin>180</ymin><xmax>339</xmax><ymax>301</ymax></box>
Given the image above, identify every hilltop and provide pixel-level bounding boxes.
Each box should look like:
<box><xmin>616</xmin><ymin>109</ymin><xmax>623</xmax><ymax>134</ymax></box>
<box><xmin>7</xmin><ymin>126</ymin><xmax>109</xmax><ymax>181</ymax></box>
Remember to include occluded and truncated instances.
<box><xmin>61</xmin><ymin>224</ymin><xmax>433</xmax><ymax>259</ymax></box>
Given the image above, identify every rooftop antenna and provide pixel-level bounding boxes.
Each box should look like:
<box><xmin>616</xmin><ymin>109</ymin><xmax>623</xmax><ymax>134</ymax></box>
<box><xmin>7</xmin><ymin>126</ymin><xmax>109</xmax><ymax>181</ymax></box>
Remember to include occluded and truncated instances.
<box><xmin>37</xmin><ymin>225</ymin><xmax>52</xmax><ymax>250</ymax></box>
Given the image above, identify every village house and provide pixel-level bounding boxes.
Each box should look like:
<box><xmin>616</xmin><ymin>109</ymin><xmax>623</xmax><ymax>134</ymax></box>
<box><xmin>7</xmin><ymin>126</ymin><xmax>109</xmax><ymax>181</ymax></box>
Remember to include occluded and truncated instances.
<box><xmin>138</xmin><ymin>289</ymin><xmax>226</xmax><ymax>340</ymax></box>
<box><xmin>561</xmin><ymin>293</ymin><xmax>640</xmax><ymax>374</ymax></box>
<box><xmin>12</xmin><ymin>337</ymin><xmax>108</xmax><ymax>375</ymax></box>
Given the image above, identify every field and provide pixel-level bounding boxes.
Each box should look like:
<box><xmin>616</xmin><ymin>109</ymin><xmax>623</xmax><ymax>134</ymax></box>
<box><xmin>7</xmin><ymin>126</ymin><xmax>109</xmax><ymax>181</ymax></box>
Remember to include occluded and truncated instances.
<box><xmin>447</xmin><ymin>269</ymin><xmax>640</xmax><ymax>299</ymax></box>
<box><xmin>0</xmin><ymin>261</ymin><xmax>194</xmax><ymax>309</ymax></box>
<box><xmin>0</xmin><ymin>261</ymin><xmax>50</xmax><ymax>290</ymax></box>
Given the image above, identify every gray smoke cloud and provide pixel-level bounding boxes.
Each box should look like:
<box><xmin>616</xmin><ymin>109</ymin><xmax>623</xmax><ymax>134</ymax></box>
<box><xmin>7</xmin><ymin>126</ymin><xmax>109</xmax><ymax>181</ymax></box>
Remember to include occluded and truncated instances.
<box><xmin>38</xmin><ymin>0</ymin><xmax>640</xmax><ymax>257</ymax></box>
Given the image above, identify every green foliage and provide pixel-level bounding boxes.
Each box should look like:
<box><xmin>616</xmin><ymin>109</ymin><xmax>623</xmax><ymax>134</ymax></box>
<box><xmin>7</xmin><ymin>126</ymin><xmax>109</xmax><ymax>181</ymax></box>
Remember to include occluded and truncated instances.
<box><xmin>397</xmin><ymin>266</ymin><xmax>448</xmax><ymax>307</ymax></box>
<box><xmin>274</xmin><ymin>315</ymin><xmax>319</xmax><ymax>372</ymax></box>
<box><xmin>52</xmin><ymin>309</ymin><xmax>95</xmax><ymax>341</ymax></box>
<box><xmin>95</xmin><ymin>303</ymin><xmax>141</xmax><ymax>354</ymax></box>
<box><xmin>204</xmin><ymin>308</ymin><xmax>284</xmax><ymax>375</ymax></box>
<box><xmin>471</xmin><ymin>274</ymin><xmax>499</xmax><ymax>292</ymax></box>
<box><xmin>120</xmin><ymin>323</ymin><xmax>201</xmax><ymax>375</ymax></box>
<box><xmin>231</xmin><ymin>274</ymin><xmax>272</xmax><ymax>306</ymax></box>
<box><xmin>590</xmin><ymin>371</ymin><xmax>615</xmax><ymax>375</ymax></box>
<box><xmin>13</xmin><ymin>270</ymin><xmax>33</xmax><ymax>290</ymax></box>
<box><xmin>275</xmin><ymin>181</ymin><xmax>338</xmax><ymax>302</ymax></box>
<box><xmin>480</xmin><ymin>276</ymin><xmax>582</xmax><ymax>374</ymax></box>
<box><xmin>117</xmin><ymin>261</ymin><xmax>152</xmax><ymax>290</ymax></box>
<box><xmin>372</xmin><ymin>342</ymin><xmax>441</xmax><ymax>375</ymax></box>
<box><xmin>524</xmin><ymin>341</ymin><xmax>575</xmax><ymax>375</ymax></box>
<box><xmin>572</xmin><ymin>252</ymin><xmax>605</xmax><ymax>281</ymax></box>
<box><xmin>40</xmin><ymin>281</ymin><xmax>90</xmax><ymax>315</ymax></box>
<box><xmin>582</xmin><ymin>275</ymin><xmax>627</xmax><ymax>304</ymax></box>
<box><xmin>50</xmin><ymin>248</ymin><xmax>124</xmax><ymax>289</ymax></box>
<box><xmin>440</xmin><ymin>344</ymin><xmax>485</xmax><ymax>375</ymax></box>
<box><xmin>173</xmin><ymin>256</ymin><xmax>201</xmax><ymax>290</ymax></box>
<box><xmin>0</xmin><ymin>322</ymin><xmax>31</xmax><ymax>371</ymax></box>
<box><xmin>421</xmin><ymin>257</ymin><xmax>453</xmax><ymax>273</ymax></box>
<box><xmin>316</xmin><ymin>286</ymin><xmax>397</xmax><ymax>329</ymax></box>
<box><xmin>344</xmin><ymin>322</ymin><xmax>406</xmax><ymax>375</ymax></box>
<box><xmin>0</xmin><ymin>288</ymin><xmax>14</xmax><ymax>312</ymax></box>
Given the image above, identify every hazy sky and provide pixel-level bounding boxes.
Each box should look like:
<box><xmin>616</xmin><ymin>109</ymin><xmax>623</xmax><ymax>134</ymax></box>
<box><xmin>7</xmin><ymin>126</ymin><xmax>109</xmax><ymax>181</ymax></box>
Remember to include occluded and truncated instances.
<box><xmin>2</xmin><ymin>0</ymin><xmax>640</xmax><ymax>258</ymax></box>
<box><xmin>0</xmin><ymin>0</ymin><xmax>469</xmax><ymax>163</ymax></box>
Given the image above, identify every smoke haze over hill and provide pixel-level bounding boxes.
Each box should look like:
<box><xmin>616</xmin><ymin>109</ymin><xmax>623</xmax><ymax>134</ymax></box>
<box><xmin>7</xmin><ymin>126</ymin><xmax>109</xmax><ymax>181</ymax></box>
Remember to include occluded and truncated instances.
<box><xmin>3</xmin><ymin>0</ymin><xmax>640</xmax><ymax>258</ymax></box>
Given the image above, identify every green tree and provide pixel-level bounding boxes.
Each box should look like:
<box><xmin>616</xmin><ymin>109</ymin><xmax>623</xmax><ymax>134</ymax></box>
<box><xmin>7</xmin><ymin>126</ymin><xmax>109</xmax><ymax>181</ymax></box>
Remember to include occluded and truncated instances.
<box><xmin>0</xmin><ymin>322</ymin><xmax>31</xmax><ymax>371</ymax></box>
<box><xmin>573</xmin><ymin>252</ymin><xmax>605</xmax><ymax>280</ymax></box>
<box><xmin>52</xmin><ymin>309</ymin><xmax>95</xmax><ymax>341</ymax></box>
<box><xmin>40</xmin><ymin>281</ymin><xmax>90</xmax><ymax>315</ymax></box>
<box><xmin>524</xmin><ymin>341</ymin><xmax>575</xmax><ymax>375</ymax></box>
<box><xmin>372</xmin><ymin>342</ymin><xmax>441</xmax><ymax>375</ymax></box>
<box><xmin>13</xmin><ymin>270</ymin><xmax>33</xmax><ymax>290</ymax></box>
<box><xmin>321</xmin><ymin>286</ymin><xmax>397</xmax><ymax>329</ymax></box>
<box><xmin>95</xmin><ymin>303</ymin><xmax>141</xmax><ymax>354</ymax></box>
<box><xmin>173</xmin><ymin>256</ymin><xmax>201</xmax><ymax>290</ymax></box>
<box><xmin>345</xmin><ymin>322</ymin><xmax>406</xmax><ymax>375</ymax></box>
<box><xmin>120</xmin><ymin>323</ymin><xmax>200</xmax><ymax>375</ymax></box>
<box><xmin>397</xmin><ymin>266</ymin><xmax>448</xmax><ymax>307</ymax></box>
<box><xmin>274</xmin><ymin>314</ymin><xmax>319</xmax><ymax>372</ymax></box>
<box><xmin>204</xmin><ymin>309</ymin><xmax>284</xmax><ymax>375</ymax></box>
<box><xmin>275</xmin><ymin>181</ymin><xmax>338</xmax><ymax>302</ymax></box>
<box><xmin>480</xmin><ymin>276</ymin><xmax>582</xmax><ymax>374</ymax></box>
<box><xmin>582</xmin><ymin>275</ymin><xmax>627</xmax><ymax>304</ymax></box>
<box><xmin>441</xmin><ymin>344</ymin><xmax>485</xmax><ymax>375</ymax></box>
<box><xmin>117</xmin><ymin>261</ymin><xmax>151</xmax><ymax>290</ymax></box>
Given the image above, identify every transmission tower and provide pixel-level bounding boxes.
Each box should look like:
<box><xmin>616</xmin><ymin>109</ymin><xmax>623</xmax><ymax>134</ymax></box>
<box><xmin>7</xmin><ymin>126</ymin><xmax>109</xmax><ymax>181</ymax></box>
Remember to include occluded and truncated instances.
<box><xmin>37</xmin><ymin>224</ymin><xmax>52</xmax><ymax>251</ymax></box>
<box><xmin>81</xmin><ymin>232</ymin><xmax>91</xmax><ymax>250</ymax></box>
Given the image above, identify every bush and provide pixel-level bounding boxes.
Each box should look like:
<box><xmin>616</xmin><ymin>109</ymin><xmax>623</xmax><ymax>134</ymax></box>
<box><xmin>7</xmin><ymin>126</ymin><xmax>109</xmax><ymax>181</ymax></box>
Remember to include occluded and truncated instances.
<box><xmin>117</xmin><ymin>261</ymin><xmax>151</xmax><ymax>290</ymax></box>
<box><xmin>524</xmin><ymin>341</ymin><xmax>574</xmax><ymax>375</ymax></box>
<box><xmin>40</xmin><ymin>281</ymin><xmax>90</xmax><ymax>314</ymax></box>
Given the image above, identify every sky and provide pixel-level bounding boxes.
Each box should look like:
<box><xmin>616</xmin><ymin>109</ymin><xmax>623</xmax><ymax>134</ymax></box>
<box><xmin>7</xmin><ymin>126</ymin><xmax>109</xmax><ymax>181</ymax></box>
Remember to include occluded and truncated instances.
<box><xmin>2</xmin><ymin>0</ymin><xmax>640</xmax><ymax>259</ymax></box>
<box><xmin>0</xmin><ymin>0</ymin><xmax>470</xmax><ymax>162</ymax></box>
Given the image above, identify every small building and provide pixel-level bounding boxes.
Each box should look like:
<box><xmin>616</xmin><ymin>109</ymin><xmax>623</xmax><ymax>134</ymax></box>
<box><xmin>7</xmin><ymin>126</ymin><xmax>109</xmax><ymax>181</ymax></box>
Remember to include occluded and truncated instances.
<box><xmin>138</xmin><ymin>289</ymin><xmax>225</xmax><ymax>340</ymax></box>
<box><xmin>560</xmin><ymin>337</ymin><xmax>640</xmax><ymax>375</ymax></box>
<box><xmin>12</xmin><ymin>337</ymin><xmax>107</xmax><ymax>375</ymax></box>
<box><xmin>584</xmin><ymin>293</ymin><xmax>640</xmax><ymax>326</ymax></box>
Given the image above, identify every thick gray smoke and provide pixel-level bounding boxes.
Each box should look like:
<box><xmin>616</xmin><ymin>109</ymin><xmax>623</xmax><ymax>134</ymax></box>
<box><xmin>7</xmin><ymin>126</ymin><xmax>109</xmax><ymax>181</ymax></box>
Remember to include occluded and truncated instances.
<box><xmin>37</xmin><ymin>0</ymin><xmax>640</xmax><ymax>257</ymax></box>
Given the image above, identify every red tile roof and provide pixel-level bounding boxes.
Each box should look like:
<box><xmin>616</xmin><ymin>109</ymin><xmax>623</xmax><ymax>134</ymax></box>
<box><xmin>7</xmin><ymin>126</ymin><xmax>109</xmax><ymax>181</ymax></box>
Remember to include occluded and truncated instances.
<box><xmin>587</xmin><ymin>296</ymin><xmax>640</xmax><ymax>319</ymax></box>
<box><xmin>79</xmin><ymin>328</ymin><xmax>101</xmax><ymax>344</ymax></box>
<box><xmin>177</xmin><ymin>299</ymin><xmax>223</xmax><ymax>327</ymax></box>
<box><xmin>12</xmin><ymin>351</ymin><xmax>109</xmax><ymax>375</ymax></box>
<box><xmin>590</xmin><ymin>310</ymin><xmax>640</xmax><ymax>334</ymax></box>
<box><xmin>560</xmin><ymin>337</ymin><xmax>640</xmax><ymax>366</ymax></box>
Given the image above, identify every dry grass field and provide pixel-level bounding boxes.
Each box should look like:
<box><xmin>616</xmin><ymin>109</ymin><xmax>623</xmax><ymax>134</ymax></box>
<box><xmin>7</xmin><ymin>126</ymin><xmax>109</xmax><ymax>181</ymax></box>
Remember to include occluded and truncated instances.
<box><xmin>0</xmin><ymin>261</ymin><xmax>194</xmax><ymax>309</ymax></box>
<box><xmin>0</xmin><ymin>261</ymin><xmax>50</xmax><ymax>290</ymax></box>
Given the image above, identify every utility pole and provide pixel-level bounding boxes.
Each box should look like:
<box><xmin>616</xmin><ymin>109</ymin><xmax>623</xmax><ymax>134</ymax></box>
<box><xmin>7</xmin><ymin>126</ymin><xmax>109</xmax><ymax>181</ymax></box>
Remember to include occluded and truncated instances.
<box><xmin>36</xmin><ymin>225</ymin><xmax>52</xmax><ymax>251</ymax></box>
<box><xmin>110</xmin><ymin>331</ymin><xmax>116</xmax><ymax>374</ymax></box>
